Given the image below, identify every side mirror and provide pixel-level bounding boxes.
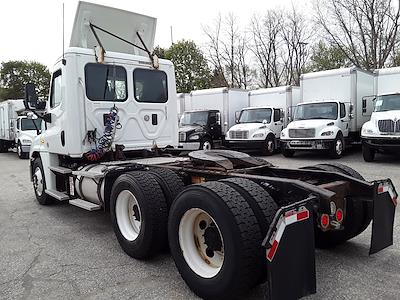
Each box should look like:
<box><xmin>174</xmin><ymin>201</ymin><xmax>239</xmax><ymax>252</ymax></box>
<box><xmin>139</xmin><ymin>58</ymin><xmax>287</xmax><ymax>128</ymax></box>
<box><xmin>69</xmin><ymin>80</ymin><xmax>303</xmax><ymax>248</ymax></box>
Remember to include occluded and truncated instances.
<box><xmin>280</xmin><ymin>110</ymin><xmax>285</xmax><ymax>122</ymax></box>
<box><xmin>235</xmin><ymin>111</ymin><xmax>241</xmax><ymax>123</ymax></box>
<box><xmin>24</xmin><ymin>83</ymin><xmax>38</xmax><ymax>109</ymax></box>
<box><xmin>43</xmin><ymin>113</ymin><xmax>52</xmax><ymax>123</ymax></box>
<box><xmin>216</xmin><ymin>113</ymin><xmax>221</xmax><ymax>125</ymax></box>
<box><xmin>349</xmin><ymin>113</ymin><xmax>354</xmax><ymax>119</ymax></box>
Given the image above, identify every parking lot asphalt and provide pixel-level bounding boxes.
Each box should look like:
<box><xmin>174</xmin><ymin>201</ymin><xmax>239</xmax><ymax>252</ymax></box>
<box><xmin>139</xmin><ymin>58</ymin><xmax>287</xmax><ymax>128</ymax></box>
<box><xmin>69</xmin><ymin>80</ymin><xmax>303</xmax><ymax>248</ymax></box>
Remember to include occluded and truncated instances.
<box><xmin>0</xmin><ymin>148</ymin><xmax>399</xmax><ymax>300</ymax></box>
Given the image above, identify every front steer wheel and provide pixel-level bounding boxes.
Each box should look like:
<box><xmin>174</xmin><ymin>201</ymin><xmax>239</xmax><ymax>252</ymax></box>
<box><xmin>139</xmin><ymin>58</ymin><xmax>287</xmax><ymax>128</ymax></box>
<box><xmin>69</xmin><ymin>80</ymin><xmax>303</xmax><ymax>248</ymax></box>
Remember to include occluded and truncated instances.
<box><xmin>32</xmin><ymin>157</ymin><xmax>53</xmax><ymax>205</ymax></box>
<box><xmin>362</xmin><ymin>143</ymin><xmax>375</xmax><ymax>162</ymax></box>
<box><xmin>168</xmin><ymin>181</ymin><xmax>262</xmax><ymax>300</ymax></box>
<box><xmin>110</xmin><ymin>171</ymin><xmax>168</xmax><ymax>259</ymax></box>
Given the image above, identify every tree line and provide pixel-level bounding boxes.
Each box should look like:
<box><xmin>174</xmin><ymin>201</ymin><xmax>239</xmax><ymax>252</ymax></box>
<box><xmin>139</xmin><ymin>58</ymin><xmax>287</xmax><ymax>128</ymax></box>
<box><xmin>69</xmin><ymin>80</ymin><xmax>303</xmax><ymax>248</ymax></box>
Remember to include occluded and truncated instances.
<box><xmin>1</xmin><ymin>0</ymin><xmax>399</xmax><ymax>99</ymax></box>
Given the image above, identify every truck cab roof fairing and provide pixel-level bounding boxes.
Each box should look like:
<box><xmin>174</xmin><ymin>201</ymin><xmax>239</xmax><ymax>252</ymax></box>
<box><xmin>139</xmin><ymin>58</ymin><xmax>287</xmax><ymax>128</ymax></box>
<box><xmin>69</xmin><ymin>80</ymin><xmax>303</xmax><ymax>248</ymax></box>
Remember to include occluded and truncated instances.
<box><xmin>69</xmin><ymin>1</ymin><xmax>157</xmax><ymax>57</ymax></box>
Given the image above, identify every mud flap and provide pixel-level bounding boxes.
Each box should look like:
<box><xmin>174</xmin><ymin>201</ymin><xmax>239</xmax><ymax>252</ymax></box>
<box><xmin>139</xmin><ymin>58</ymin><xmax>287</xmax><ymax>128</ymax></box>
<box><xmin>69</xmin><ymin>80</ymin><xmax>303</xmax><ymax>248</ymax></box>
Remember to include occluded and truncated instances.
<box><xmin>370</xmin><ymin>179</ymin><xmax>397</xmax><ymax>255</ymax></box>
<box><xmin>262</xmin><ymin>199</ymin><xmax>317</xmax><ymax>300</ymax></box>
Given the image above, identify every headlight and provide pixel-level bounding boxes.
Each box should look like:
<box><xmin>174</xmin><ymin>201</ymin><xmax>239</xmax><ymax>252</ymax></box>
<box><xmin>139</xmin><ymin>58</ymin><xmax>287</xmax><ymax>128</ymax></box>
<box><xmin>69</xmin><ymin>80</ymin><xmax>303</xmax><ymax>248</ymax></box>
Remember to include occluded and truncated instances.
<box><xmin>362</xmin><ymin>127</ymin><xmax>377</xmax><ymax>135</ymax></box>
<box><xmin>22</xmin><ymin>139</ymin><xmax>32</xmax><ymax>144</ymax></box>
<box><xmin>321</xmin><ymin>131</ymin><xmax>334</xmax><ymax>136</ymax></box>
<box><xmin>253</xmin><ymin>133</ymin><xmax>264</xmax><ymax>138</ymax></box>
<box><xmin>188</xmin><ymin>134</ymin><xmax>200</xmax><ymax>140</ymax></box>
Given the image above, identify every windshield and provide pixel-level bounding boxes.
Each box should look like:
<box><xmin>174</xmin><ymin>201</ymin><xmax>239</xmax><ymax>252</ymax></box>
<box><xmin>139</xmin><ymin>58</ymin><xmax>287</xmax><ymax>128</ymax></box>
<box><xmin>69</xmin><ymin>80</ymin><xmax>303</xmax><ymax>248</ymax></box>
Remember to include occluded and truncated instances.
<box><xmin>375</xmin><ymin>94</ymin><xmax>400</xmax><ymax>112</ymax></box>
<box><xmin>294</xmin><ymin>102</ymin><xmax>338</xmax><ymax>120</ymax></box>
<box><xmin>21</xmin><ymin>119</ymin><xmax>41</xmax><ymax>131</ymax></box>
<box><xmin>239</xmin><ymin>108</ymin><xmax>272</xmax><ymax>123</ymax></box>
<box><xmin>180</xmin><ymin>111</ymin><xmax>209</xmax><ymax>126</ymax></box>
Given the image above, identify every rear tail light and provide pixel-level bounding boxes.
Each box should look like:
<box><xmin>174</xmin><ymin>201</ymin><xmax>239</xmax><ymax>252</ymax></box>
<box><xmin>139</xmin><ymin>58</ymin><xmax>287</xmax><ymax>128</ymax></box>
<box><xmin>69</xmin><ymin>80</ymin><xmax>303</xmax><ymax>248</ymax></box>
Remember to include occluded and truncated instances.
<box><xmin>335</xmin><ymin>208</ymin><xmax>343</xmax><ymax>223</ymax></box>
<box><xmin>320</xmin><ymin>214</ymin><xmax>329</xmax><ymax>229</ymax></box>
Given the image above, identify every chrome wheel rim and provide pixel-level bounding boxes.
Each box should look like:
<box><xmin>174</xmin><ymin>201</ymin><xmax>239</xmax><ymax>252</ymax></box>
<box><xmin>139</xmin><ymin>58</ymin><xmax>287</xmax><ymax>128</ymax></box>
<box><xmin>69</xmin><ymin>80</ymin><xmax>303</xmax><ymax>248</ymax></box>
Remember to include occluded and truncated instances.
<box><xmin>336</xmin><ymin>139</ymin><xmax>343</xmax><ymax>155</ymax></box>
<box><xmin>115</xmin><ymin>190</ymin><xmax>142</xmax><ymax>241</ymax></box>
<box><xmin>202</xmin><ymin>141</ymin><xmax>212</xmax><ymax>150</ymax></box>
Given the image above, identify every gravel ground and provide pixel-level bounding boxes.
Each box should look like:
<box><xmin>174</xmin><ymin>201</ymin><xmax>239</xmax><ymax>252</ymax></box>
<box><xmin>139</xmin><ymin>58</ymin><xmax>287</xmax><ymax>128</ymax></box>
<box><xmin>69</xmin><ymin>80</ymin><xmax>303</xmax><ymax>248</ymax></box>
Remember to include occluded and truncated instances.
<box><xmin>0</xmin><ymin>148</ymin><xmax>399</xmax><ymax>300</ymax></box>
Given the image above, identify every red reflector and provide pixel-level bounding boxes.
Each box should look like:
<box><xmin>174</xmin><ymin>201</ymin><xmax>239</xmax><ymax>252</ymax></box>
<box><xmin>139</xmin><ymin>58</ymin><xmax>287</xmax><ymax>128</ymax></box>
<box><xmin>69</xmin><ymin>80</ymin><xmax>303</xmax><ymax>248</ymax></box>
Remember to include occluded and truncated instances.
<box><xmin>378</xmin><ymin>186</ymin><xmax>385</xmax><ymax>193</ymax></box>
<box><xmin>393</xmin><ymin>196</ymin><xmax>398</xmax><ymax>206</ymax></box>
<box><xmin>297</xmin><ymin>210</ymin><xmax>309</xmax><ymax>221</ymax></box>
<box><xmin>335</xmin><ymin>209</ymin><xmax>343</xmax><ymax>223</ymax></box>
<box><xmin>267</xmin><ymin>240</ymin><xmax>279</xmax><ymax>262</ymax></box>
<box><xmin>320</xmin><ymin>214</ymin><xmax>329</xmax><ymax>229</ymax></box>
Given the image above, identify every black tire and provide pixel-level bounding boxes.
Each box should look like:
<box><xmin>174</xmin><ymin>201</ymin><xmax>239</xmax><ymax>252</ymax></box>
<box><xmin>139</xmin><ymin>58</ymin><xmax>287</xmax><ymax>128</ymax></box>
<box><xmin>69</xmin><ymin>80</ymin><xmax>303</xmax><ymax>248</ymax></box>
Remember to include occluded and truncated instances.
<box><xmin>168</xmin><ymin>181</ymin><xmax>262</xmax><ymax>300</ymax></box>
<box><xmin>282</xmin><ymin>148</ymin><xmax>295</xmax><ymax>158</ymax></box>
<box><xmin>262</xmin><ymin>135</ymin><xmax>275</xmax><ymax>156</ymax></box>
<box><xmin>32</xmin><ymin>157</ymin><xmax>53</xmax><ymax>205</ymax></box>
<box><xmin>316</xmin><ymin>163</ymin><xmax>372</xmax><ymax>235</ymax></box>
<box><xmin>110</xmin><ymin>171</ymin><xmax>168</xmax><ymax>259</ymax></box>
<box><xmin>301</xmin><ymin>164</ymin><xmax>365</xmax><ymax>248</ymax></box>
<box><xmin>362</xmin><ymin>143</ymin><xmax>375</xmax><ymax>162</ymax></box>
<box><xmin>329</xmin><ymin>132</ymin><xmax>345</xmax><ymax>159</ymax></box>
<box><xmin>147</xmin><ymin>168</ymin><xmax>185</xmax><ymax>208</ymax></box>
<box><xmin>220</xmin><ymin>178</ymin><xmax>278</xmax><ymax>283</ymax></box>
<box><xmin>200</xmin><ymin>137</ymin><xmax>213</xmax><ymax>150</ymax></box>
<box><xmin>17</xmin><ymin>142</ymin><xmax>27</xmax><ymax>159</ymax></box>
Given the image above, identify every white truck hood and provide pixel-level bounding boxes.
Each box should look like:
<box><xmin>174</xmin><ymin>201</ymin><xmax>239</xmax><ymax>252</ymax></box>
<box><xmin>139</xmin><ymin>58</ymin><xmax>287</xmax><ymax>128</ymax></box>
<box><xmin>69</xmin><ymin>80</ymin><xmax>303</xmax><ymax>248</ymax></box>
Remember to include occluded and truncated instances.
<box><xmin>229</xmin><ymin>123</ymin><xmax>266</xmax><ymax>132</ymax></box>
<box><xmin>287</xmin><ymin>119</ymin><xmax>334</xmax><ymax>130</ymax></box>
<box><xmin>19</xmin><ymin>130</ymin><xmax>38</xmax><ymax>140</ymax></box>
<box><xmin>370</xmin><ymin>110</ymin><xmax>400</xmax><ymax>122</ymax></box>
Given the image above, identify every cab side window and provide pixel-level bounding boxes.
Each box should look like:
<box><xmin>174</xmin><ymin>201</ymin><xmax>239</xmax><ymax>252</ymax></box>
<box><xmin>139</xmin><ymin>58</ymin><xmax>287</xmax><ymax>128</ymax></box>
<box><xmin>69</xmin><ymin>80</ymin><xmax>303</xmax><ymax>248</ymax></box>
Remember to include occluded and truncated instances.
<box><xmin>209</xmin><ymin>112</ymin><xmax>217</xmax><ymax>124</ymax></box>
<box><xmin>340</xmin><ymin>103</ymin><xmax>346</xmax><ymax>119</ymax></box>
<box><xmin>50</xmin><ymin>69</ymin><xmax>62</xmax><ymax>108</ymax></box>
<box><xmin>273</xmin><ymin>109</ymin><xmax>281</xmax><ymax>122</ymax></box>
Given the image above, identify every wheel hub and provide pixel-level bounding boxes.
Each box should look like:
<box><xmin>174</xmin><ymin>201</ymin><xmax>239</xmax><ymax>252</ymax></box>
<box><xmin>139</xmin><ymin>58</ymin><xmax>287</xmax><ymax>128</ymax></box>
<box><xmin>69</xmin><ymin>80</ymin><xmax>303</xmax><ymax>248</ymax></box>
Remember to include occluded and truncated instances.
<box><xmin>336</xmin><ymin>140</ymin><xmax>343</xmax><ymax>155</ymax></box>
<box><xmin>33</xmin><ymin>167</ymin><xmax>43</xmax><ymax>196</ymax></box>
<box><xmin>116</xmin><ymin>190</ymin><xmax>142</xmax><ymax>241</ymax></box>
<box><xmin>203</xmin><ymin>223</ymin><xmax>223</xmax><ymax>256</ymax></box>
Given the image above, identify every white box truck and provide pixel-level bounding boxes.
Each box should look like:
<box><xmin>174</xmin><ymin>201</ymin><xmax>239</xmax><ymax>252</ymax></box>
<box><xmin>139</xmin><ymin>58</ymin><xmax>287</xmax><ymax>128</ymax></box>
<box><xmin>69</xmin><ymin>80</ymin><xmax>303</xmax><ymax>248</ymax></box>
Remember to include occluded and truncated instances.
<box><xmin>177</xmin><ymin>87</ymin><xmax>248</xmax><ymax>150</ymax></box>
<box><xmin>280</xmin><ymin>67</ymin><xmax>374</xmax><ymax>158</ymax></box>
<box><xmin>225</xmin><ymin>86</ymin><xmax>300</xmax><ymax>155</ymax></box>
<box><xmin>23</xmin><ymin>2</ymin><xmax>397</xmax><ymax>300</ymax></box>
<box><xmin>176</xmin><ymin>92</ymin><xmax>191</xmax><ymax>119</ymax></box>
<box><xmin>361</xmin><ymin>67</ymin><xmax>400</xmax><ymax>161</ymax></box>
<box><xmin>0</xmin><ymin>99</ymin><xmax>41</xmax><ymax>158</ymax></box>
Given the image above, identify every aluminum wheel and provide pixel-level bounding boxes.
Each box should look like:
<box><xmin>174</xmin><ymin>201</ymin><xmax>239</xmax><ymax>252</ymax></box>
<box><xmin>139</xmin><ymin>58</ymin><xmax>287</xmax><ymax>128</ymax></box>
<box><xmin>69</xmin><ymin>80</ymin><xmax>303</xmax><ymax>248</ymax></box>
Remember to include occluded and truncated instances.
<box><xmin>33</xmin><ymin>166</ymin><xmax>43</xmax><ymax>196</ymax></box>
<box><xmin>17</xmin><ymin>143</ymin><xmax>22</xmax><ymax>157</ymax></box>
<box><xmin>335</xmin><ymin>139</ymin><xmax>343</xmax><ymax>156</ymax></box>
<box><xmin>179</xmin><ymin>208</ymin><xmax>224</xmax><ymax>278</ymax></box>
<box><xmin>267</xmin><ymin>140</ymin><xmax>274</xmax><ymax>152</ymax></box>
<box><xmin>115</xmin><ymin>190</ymin><xmax>142</xmax><ymax>241</ymax></box>
<box><xmin>202</xmin><ymin>140</ymin><xmax>212</xmax><ymax>150</ymax></box>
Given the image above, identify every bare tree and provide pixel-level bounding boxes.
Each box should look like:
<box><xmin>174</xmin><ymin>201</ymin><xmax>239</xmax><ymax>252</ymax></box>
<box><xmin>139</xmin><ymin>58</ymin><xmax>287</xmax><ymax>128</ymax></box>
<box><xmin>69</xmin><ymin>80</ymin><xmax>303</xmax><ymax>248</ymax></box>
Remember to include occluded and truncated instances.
<box><xmin>203</xmin><ymin>13</ymin><xmax>253</xmax><ymax>88</ymax></box>
<box><xmin>315</xmin><ymin>0</ymin><xmax>400</xmax><ymax>70</ymax></box>
<box><xmin>281</xmin><ymin>7</ymin><xmax>312</xmax><ymax>85</ymax></box>
<box><xmin>250</xmin><ymin>11</ymin><xmax>285</xmax><ymax>87</ymax></box>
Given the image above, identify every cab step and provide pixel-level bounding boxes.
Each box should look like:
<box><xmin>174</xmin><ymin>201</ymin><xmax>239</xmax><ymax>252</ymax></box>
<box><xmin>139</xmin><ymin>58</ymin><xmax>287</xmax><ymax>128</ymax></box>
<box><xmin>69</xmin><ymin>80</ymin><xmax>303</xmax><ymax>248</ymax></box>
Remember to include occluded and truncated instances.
<box><xmin>69</xmin><ymin>199</ymin><xmax>101</xmax><ymax>211</ymax></box>
<box><xmin>45</xmin><ymin>189</ymin><xmax>70</xmax><ymax>201</ymax></box>
<box><xmin>72</xmin><ymin>170</ymin><xmax>104</xmax><ymax>179</ymax></box>
<box><xmin>49</xmin><ymin>166</ymin><xmax>72</xmax><ymax>174</ymax></box>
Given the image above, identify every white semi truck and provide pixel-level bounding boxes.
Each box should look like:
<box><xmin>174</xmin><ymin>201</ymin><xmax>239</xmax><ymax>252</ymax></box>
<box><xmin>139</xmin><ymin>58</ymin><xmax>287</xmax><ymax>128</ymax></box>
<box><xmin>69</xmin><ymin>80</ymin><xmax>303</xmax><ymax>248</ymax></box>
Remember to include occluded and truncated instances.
<box><xmin>280</xmin><ymin>67</ymin><xmax>374</xmax><ymax>158</ymax></box>
<box><xmin>361</xmin><ymin>67</ymin><xmax>400</xmax><ymax>161</ymax></box>
<box><xmin>25</xmin><ymin>2</ymin><xmax>397</xmax><ymax>299</ymax></box>
<box><xmin>177</xmin><ymin>88</ymin><xmax>248</xmax><ymax>150</ymax></box>
<box><xmin>0</xmin><ymin>99</ymin><xmax>41</xmax><ymax>158</ymax></box>
<box><xmin>225</xmin><ymin>86</ymin><xmax>300</xmax><ymax>155</ymax></box>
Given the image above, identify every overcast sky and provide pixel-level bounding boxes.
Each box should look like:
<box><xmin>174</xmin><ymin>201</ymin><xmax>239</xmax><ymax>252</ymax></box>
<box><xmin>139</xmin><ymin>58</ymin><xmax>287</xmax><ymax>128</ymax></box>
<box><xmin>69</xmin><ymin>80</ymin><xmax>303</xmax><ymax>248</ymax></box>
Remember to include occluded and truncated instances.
<box><xmin>0</xmin><ymin>0</ymin><xmax>311</xmax><ymax>70</ymax></box>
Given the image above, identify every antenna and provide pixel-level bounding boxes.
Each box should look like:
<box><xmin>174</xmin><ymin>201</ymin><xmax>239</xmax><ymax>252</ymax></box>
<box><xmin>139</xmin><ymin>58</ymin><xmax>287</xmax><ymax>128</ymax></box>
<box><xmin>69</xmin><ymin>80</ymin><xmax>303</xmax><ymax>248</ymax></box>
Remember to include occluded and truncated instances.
<box><xmin>170</xmin><ymin>26</ymin><xmax>174</xmax><ymax>45</ymax></box>
<box><xmin>62</xmin><ymin>2</ymin><xmax>66</xmax><ymax>65</ymax></box>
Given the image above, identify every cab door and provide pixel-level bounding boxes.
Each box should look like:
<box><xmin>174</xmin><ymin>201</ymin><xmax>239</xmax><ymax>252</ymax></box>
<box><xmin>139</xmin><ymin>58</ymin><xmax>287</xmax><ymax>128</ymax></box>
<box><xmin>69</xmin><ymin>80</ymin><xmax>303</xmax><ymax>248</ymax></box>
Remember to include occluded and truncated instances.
<box><xmin>271</xmin><ymin>109</ymin><xmax>284</xmax><ymax>138</ymax></box>
<box><xmin>339</xmin><ymin>102</ymin><xmax>350</xmax><ymax>137</ymax></box>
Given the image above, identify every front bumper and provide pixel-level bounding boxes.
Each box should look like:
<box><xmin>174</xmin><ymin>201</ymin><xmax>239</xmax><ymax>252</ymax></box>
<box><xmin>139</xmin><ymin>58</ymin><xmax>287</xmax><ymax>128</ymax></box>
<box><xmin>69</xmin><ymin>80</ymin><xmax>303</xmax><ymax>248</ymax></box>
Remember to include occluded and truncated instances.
<box><xmin>281</xmin><ymin>139</ymin><xmax>334</xmax><ymax>150</ymax></box>
<box><xmin>225</xmin><ymin>139</ymin><xmax>265</xmax><ymax>150</ymax></box>
<box><xmin>177</xmin><ymin>142</ymin><xmax>200</xmax><ymax>151</ymax></box>
<box><xmin>362</xmin><ymin>136</ymin><xmax>400</xmax><ymax>152</ymax></box>
<box><xmin>21</xmin><ymin>144</ymin><xmax>31</xmax><ymax>153</ymax></box>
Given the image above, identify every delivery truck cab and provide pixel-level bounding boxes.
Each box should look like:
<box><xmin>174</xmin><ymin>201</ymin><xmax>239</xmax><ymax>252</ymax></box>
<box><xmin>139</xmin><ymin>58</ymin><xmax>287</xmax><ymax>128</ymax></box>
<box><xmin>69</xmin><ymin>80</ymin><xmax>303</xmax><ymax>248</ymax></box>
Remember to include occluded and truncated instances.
<box><xmin>362</xmin><ymin>67</ymin><xmax>400</xmax><ymax>161</ymax></box>
<box><xmin>177</xmin><ymin>88</ymin><xmax>248</xmax><ymax>150</ymax></box>
<box><xmin>225</xmin><ymin>86</ymin><xmax>300</xmax><ymax>155</ymax></box>
<box><xmin>15</xmin><ymin>115</ymin><xmax>42</xmax><ymax>158</ymax></box>
<box><xmin>281</xmin><ymin>67</ymin><xmax>374</xmax><ymax>158</ymax></box>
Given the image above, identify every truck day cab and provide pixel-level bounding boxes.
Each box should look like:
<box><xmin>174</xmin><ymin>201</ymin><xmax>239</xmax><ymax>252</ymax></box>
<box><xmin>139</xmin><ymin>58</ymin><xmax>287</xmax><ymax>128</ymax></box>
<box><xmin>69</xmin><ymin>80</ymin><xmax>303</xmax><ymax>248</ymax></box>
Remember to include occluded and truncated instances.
<box><xmin>225</xmin><ymin>86</ymin><xmax>300</xmax><ymax>155</ymax></box>
<box><xmin>281</xmin><ymin>67</ymin><xmax>374</xmax><ymax>158</ymax></box>
<box><xmin>362</xmin><ymin>67</ymin><xmax>400</xmax><ymax>161</ymax></box>
<box><xmin>25</xmin><ymin>2</ymin><xmax>397</xmax><ymax>299</ymax></box>
<box><xmin>177</xmin><ymin>88</ymin><xmax>248</xmax><ymax>150</ymax></box>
